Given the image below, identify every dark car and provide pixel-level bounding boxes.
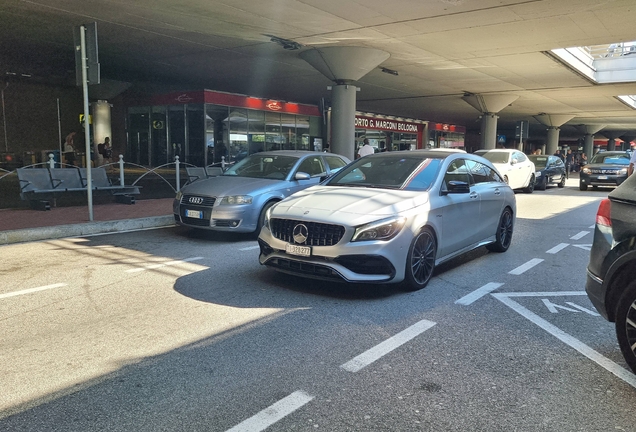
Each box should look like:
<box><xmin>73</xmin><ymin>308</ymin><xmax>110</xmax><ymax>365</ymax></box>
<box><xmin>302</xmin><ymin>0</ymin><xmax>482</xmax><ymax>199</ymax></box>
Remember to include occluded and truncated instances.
<box><xmin>528</xmin><ymin>155</ymin><xmax>566</xmax><ymax>190</ymax></box>
<box><xmin>579</xmin><ymin>151</ymin><xmax>631</xmax><ymax>191</ymax></box>
<box><xmin>585</xmin><ymin>172</ymin><xmax>636</xmax><ymax>373</ymax></box>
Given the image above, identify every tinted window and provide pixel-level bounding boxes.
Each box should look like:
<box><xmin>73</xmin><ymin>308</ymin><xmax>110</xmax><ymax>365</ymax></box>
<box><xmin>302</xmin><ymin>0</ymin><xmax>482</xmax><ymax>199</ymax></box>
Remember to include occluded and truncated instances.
<box><xmin>590</xmin><ymin>153</ymin><xmax>630</xmax><ymax>165</ymax></box>
<box><xmin>224</xmin><ymin>154</ymin><xmax>297</xmax><ymax>179</ymax></box>
<box><xmin>529</xmin><ymin>156</ymin><xmax>549</xmax><ymax>168</ymax></box>
<box><xmin>476</xmin><ymin>151</ymin><xmax>510</xmax><ymax>164</ymax></box>
<box><xmin>465</xmin><ymin>159</ymin><xmax>490</xmax><ymax>183</ymax></box>
<box><xmin>444</xmin><ymin>159</ymin><xmax>471</xmax><ymax>189</ymax></box>
<box><xmin>297</xmin><ymin>156</ymin><xmax>325</xmax><ymax>176</ymax></box>
<box><xmin>324</xmin><ymin>155</ymin><xmax>347</xmax><ymax>171</ymax></box>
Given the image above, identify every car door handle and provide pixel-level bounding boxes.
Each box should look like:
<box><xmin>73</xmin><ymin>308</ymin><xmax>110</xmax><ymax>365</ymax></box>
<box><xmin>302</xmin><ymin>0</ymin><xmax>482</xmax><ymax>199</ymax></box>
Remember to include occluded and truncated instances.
<box><xmin>494</xmin><ymin>189</ymin><xmax>501</xmax><ymax>195</ymax></box>
<box><xmin>469</xmin><ymin>192</ymin><xmax>478</xmax><ymax>199</ymax></box>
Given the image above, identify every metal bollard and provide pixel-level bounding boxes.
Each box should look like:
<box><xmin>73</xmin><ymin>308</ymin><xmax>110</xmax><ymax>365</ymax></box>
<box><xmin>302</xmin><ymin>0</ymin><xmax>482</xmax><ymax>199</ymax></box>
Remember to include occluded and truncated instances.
<box><xmin>119</xmin><ymin>154</ymin><xmax>124</xmax><ymax>186</ymax></box>
<box><xmin>175</xmin><ymin>155</ymin><xmax>181</xmax><ymax>191</ymax></box>
<box><xmin>48</xmin><ymin>153</ymin><xmax>55</xmax><ymax>169</ymax></box>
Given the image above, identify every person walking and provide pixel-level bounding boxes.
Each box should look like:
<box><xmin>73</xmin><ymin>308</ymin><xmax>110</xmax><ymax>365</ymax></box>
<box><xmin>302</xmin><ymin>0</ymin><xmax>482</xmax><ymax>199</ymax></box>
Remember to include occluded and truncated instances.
<box><xmin>565</xmin><ymin>149</ymin><xmax>574</xmax><ymax>179</ymax></box>
<box><xmin>628</xmin><ymin>149</ymin><xmax>636</xmax><ymax>177</ymax></box>
<box><xmin>63</xmin><ymin>132</ymin><xmax>76</xmax><ymax>166</ymax></box>
<box><xmin>357</xmin><ymin>138</ymin><xmax>374</xmax><ymax>158</ymax></box>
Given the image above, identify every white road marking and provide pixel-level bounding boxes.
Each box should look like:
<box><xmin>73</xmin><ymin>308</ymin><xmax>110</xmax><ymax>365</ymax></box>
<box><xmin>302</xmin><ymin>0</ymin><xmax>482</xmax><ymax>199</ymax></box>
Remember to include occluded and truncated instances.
<box><xmin>341</xmin><ymin>319</ymin><xmax>436</xmax><ymax>373</ymax></box>
<box><xmin>0</xmin><ymin>283</ymin><xmax>67</xmax><ymax>300</ymax></box>
<box><xmin>570</xmin><ymin>231</ymin><xmax>589</xmax><ymax>240</ymax></box>
<box><xmin>546</xmin><ymin>243</ymin><xmax>569</xmax><ymax>254</ymax></box>
<box><xmin>239</xmin><ymin>246</ymin><xmax>260</xmax><ymax>251</ymax></box>
<box><xmin>225</xmin><ymin>390</ymin><xmax>314</xmax><ymax>432</ymax></box>
<box><xmin>589</xmin><ymin>224</ymin><xmax>595</xmax><ymax>229</ymax></box>
<box><xmin>509</xmin><ymin>258</ymin><xmax>544</xmax><ymax>275</ymax></box>
<box><xmin>125</xmin><ymin>257</ymin><xmax>204</xmax><ymax>273</ymax></box>
<box><xmin>566</xmin><ymin>302</ymin><xmax>600</xmax><ymax>316</ymax></box>
<box><xmin>493</xmin><ymin>292</ymin><xmax>636</xmax><ymax>389</ymax></box>
<box><xmin>455</xmin><ymin>282</ymin><xmax>504</xmax><ymax>305</ymax></box>
<box><xmin>572</xmin><ymin>244</ymin><xmax>592</xmax><ymax>251</ymax></box>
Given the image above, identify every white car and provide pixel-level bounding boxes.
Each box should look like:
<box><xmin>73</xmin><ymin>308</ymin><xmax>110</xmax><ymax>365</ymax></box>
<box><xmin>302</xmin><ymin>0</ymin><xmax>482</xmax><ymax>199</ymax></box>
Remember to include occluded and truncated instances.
<box><xmin>474</xmin><ymin>149</ymin><xmax>536</xmax><ymax>193</ymax></box>
<box><xmin>258</xmin><ymin>150</ymin><xmax>516</xmax><ymax>291</ymax></box>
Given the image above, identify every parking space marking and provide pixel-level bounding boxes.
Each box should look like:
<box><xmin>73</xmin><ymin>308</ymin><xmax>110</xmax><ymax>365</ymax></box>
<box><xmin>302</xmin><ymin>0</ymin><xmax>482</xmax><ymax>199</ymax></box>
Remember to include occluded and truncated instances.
<box><xmin>341</xmin><ymin>319</ymin><xmax>436</xmax><ymax>373</ymax></box>
<box><xmin>455</xmin><ymin>282</ymin><xmax>504</xmax><ymax>305</ymax></box>
<box><xmin>589</xmin><ymin>224</ymin><xmax>595</xmax><ymax>229</ymax></box>
<box><xmin>239</xmin><ymin>246</ymin><xmax>260</xmax><ymax>251</ymax></box>
<box><xmin>226</xmin><ymin>390</ymin><xmax>314</xmax><ymax>432</ymax></box>
<box><xmin>509</xmin><ymin>258</ymin><xmax>544</xmax><ymax>275</ymax></box>
<box><xmin>546</xmin><ymin>243</ymin><xmax>569</xmax><ymax>254</ymax></box>
<box><xmin>570</xmin><ymin>231</ymin><xmax>589</xmax><ymax>240</ymax></box>
<box><xmin>125</xmin><ymin>257</ymin><xmax>204</xmax><ymax>273</ymax></box>
<box><xmin>492</xmin><ymin>292</ymin><xmax>636</xmax><ymax>389</ymax></box>
<box><xmin>0</xmin><ymin>283</ymin><xmax>67</xmax><ymax>300</ymax></box>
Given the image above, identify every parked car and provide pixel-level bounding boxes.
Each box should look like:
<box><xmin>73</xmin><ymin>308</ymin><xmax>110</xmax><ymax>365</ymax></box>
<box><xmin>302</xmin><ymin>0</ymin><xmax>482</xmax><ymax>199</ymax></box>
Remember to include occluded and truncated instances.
<box><xmin>585</xmin><ymin>172</ymin><xmax>636</xmax><ymax>373</ymax></box>
<box><xmin>474</xmin><ymin>149</ymin><xmax>536</xmax><ymax>193</ymax></box>
<box><xmin>258</xmin><ymin>150</ymin><xmax>516</xmax><ymax>291</ymax></box>
<box><xmin>173</xmin><ymin>151</ymin><xmax>350</xmax><ymax>233</ymax></box>
<box><xmin>579</xmin><ymin>151</ymin><xmax>631</xmax><ymax>191</ymax></box>
<box><xmin>528</xmin><ymin>154</ymin><xmax>566</xmax><ymax>190</ymax></box>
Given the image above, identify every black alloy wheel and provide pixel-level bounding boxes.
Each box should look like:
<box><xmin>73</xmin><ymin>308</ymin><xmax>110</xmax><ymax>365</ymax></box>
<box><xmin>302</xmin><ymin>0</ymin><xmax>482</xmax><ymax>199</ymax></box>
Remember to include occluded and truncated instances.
<box><xmin>537</xmin><ymin>176</ymin><xmax>547</xmax><ymax>191</ymax></box>
<box><xmin>580</xmin><ymin>182</ymin><xmax>588</xmax><ymax>191</ymax></box>
<box><xmin>523</xmin><ymin>174</ymin><xmax>535</xmax><ymax>193</ymax></box>
<box><xmin>486</xmin><ymin>207</ymin><xmax>513</xmax><ymax>252</ymax></box>
<box><xmin>615</xmin><ymin>280</ymin><xmax>636</xmax><ymax>374</ymax></box>
<box><xmin>402</xmin><ymin>227</ymin><xmax>437</xmax><ymax>291</ymax></box>
<box><xmin>558</xmin><ymin>175</ymin><xmax>566</xmax><ymax>188</ymax></box>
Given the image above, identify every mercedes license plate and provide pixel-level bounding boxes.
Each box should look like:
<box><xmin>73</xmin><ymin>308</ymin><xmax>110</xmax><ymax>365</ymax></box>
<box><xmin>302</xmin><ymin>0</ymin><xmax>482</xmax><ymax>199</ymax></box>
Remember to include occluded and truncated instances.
<box><xmin>185</xmin><ymin>209</ymin><xmax>203</xmax><ymax>219</ymax></box>
<box><xmin>286</xmin><ymin>244</ymin><xmax>311</xmax><ymax>257</ymax></box>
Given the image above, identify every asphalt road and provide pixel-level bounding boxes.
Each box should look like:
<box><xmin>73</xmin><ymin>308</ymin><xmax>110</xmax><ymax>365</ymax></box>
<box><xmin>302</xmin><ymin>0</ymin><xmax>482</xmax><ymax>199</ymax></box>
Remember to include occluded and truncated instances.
<box><xmin>1</xmin><ymin>181</ymin><xmax>634</xmax><ymax>432</ymax></box>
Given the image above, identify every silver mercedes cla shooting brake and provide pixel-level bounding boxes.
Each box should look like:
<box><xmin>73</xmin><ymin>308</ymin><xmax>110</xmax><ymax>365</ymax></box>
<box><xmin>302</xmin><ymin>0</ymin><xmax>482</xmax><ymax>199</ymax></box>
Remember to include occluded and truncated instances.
<box><xmin>258</xmin><ymin>150</ymin><xmax>516</xmax><ymax>291</ymax></box>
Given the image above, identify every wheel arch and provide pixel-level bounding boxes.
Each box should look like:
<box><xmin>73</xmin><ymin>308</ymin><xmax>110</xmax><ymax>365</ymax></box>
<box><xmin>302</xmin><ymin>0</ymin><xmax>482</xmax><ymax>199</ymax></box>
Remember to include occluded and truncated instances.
<box><xmin>605</xmin><ymin>250</ymin><xmax>636</xmax><ymax>322</ymax></box>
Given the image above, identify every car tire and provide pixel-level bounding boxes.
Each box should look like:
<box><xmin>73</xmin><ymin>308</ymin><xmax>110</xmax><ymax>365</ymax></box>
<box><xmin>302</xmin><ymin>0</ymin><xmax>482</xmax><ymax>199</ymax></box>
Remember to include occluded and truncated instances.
<box><xmin>486</xmin><ymin>207</ymin><xmax>514</xmax><ymax>253</ymax></box>
<box><xmin>255</xmin><ymin>201</ymin><xmax>276</xmax><ymax>236</ymax></box>
<box><xmin>579</xmin><ymin>183</ymin><xmax>588</xmax><ymax>191</ymax></box>
<box><xmin>537</xmin><ymin>177</ymin><xmax>547</xmax><ymax>191</ymax></box>
<box><xmin>523</xmin><ymin>174</ymin><xmax>535</xmax><ymax>193</ymax></box>
<box><xmin>615</xmin><ymin>280</ymin><xmax>636</xmax><ymax>374</ymax></box>
<box><xmin>402</xmin><ymin>227</ymin><xmax>436</xmax><ymax>291</ymax></box>
<box><xmin>558</xmin><ymin>175</ymin><xmax>565</xmax><ymax>188</ymax></box>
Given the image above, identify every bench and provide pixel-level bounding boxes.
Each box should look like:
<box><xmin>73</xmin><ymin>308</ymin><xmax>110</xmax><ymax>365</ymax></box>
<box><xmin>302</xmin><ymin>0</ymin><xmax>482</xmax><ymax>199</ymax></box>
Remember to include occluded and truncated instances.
<box><xmin>16</xmin><ymin>167</ymin><xmax>140</xmax><ymax>209</ymax></box>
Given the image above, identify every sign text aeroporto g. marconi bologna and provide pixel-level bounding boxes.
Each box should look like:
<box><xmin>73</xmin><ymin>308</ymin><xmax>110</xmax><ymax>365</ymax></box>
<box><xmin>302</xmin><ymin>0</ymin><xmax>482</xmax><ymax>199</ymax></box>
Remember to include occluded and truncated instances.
<box><xmin>355</xmin><ymin>116</ymin><xmax>421</xmax><ymax>133</ymax></box>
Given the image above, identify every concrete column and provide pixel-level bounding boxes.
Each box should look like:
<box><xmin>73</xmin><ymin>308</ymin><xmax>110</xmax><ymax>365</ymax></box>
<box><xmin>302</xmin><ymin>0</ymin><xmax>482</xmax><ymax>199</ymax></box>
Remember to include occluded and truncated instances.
<box><xmin>607</xmin><ymin>138</ymin><xmax>616</xmax><ymax>151</ymax></box>
<box><xmin>546</xmin><ymin>127</ymin><xmax>560</xmax><ymax>155</ymax></box>
<box><xmin>330</xmin><ymin>84</ymin><xmax>357</xmax><ymax>160</ymax></box>
<box><xmin>583</xmin><ymin>134</ymin><xmax>594</xmax><ymax>159</ymax></box>
<box><xmin>481</xmin><ymin>114</ymin><xmax>498</xmax><ymax>150</ymax></box>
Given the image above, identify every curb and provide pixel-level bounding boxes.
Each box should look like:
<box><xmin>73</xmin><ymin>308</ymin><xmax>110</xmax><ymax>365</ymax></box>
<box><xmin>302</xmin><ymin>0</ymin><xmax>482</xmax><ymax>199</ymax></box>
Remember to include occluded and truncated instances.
<box><xmin>0</xmin><ymin>216</ymin><xmax>175</xmax><ymax>245</ymax></box>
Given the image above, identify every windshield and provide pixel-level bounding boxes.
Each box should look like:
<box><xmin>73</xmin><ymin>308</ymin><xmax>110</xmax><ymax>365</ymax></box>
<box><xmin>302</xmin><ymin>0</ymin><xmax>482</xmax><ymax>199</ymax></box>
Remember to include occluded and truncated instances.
<box><xmin>589</xmin><ymin>153</ymin><xmax>630</xmax><ymax>165</ymax></box>
<box><xmin>223</xmin><ymin>154</ymin><xmax>298</xmax><ymax>179</ymax></box>
<box><xmin>528</xmin><ymin>156</ymin><xmax>549</xmax><ymax>168</ymax></box>
<box><xmin>325</xmin><ymin>154</ymin><xmax>442</xmax><ymax>191</ymax></box>
<box><xmin>475</xmin><ymin>151</ymin><xmax>510</xmax><ymax>164</ymax></box>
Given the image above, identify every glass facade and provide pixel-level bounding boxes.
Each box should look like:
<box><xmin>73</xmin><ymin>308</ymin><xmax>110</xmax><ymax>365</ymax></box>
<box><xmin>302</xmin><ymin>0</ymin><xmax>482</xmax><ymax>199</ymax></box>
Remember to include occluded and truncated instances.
<box><xmin>127</xmin><ymin>97</ymin><xmax>321</xmax><ymax>167</ymax></box>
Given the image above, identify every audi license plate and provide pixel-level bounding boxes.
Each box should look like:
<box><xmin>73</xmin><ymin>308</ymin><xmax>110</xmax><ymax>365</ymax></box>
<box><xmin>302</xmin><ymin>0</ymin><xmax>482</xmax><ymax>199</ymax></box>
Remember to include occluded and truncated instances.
<box><xmin>286</xmin><ymin>244</ymin><xmax>311</xmax><ymax>257</ymax></box>
<box><xmin>185</xmin><ymin>209</ymin><xmax>203</xmax><ymax>219</ymax></box>
<box><xmin>597</xmin><ymin>175</ymin><xmax>608</xmax><ymax>180</ymax></box>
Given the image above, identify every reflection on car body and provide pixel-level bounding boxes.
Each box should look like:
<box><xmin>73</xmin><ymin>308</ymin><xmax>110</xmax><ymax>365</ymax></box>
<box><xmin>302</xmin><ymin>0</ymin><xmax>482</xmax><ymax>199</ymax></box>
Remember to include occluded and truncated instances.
<box><xmin>173</xmin><ymin>151</ymin><xmax>350</xmax><ymax>233</ymax></box>
<box><xmin>258</xmin><ymin>150</ymin><xmax>516</xmax><ymax>291</ymax></box>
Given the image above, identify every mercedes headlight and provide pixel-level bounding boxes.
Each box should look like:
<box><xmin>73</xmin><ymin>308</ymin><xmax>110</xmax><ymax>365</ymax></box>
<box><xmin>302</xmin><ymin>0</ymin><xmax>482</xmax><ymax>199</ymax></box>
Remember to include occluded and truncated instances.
<box><xmin>264</xmin><ymin>205</ymin><xmax>274</xmax><ymax>230</ymax></box>
<box><xmin>220</xmin><ymin>195</ymin><xmax>253</xmax><ymax>205</ymax></box>
<box><xmin>352</xmin><ymin>217</ymin><xmax>406</xmax><ymax>242</ymax></box>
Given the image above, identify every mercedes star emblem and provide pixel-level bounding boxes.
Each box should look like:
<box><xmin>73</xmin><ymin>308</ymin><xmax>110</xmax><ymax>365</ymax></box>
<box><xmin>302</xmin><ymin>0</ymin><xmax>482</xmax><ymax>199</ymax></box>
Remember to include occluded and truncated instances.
<box><xmin>292</xmin><ymin>223</ymin><xmax>309</xmax><ymax>244</ymax></box>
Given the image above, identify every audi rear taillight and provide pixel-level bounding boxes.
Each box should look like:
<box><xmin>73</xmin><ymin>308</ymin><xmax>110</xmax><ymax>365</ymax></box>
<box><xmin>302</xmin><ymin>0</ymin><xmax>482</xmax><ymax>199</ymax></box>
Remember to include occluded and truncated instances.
<box><xmin>596</xmin><ymin>199</ymin><xmax>612</xmax><ymax>227</ymax></box>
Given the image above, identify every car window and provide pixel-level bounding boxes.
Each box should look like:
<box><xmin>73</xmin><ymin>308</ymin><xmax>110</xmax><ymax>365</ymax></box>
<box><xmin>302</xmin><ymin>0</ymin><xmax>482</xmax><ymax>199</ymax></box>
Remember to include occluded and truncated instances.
<box><xmin>476</xmin><ymin>151</ymin><xmax>509</xmax><ymax>164</ymax></box>
<box><xmin>465</xmin><ymin>159</ymin><xmax>500</xmax><ymax>184</ymax></box>
<box><xmin>296</xmin><ymin>156</ymin><xmax>325</xmax><ymax>176</ymax></box>
<box><xmin>223</xmin><ymin>154</ymin><xmax>297</xmax><ymax>179</ymax></box>
<box><xmin>530</xmin><ymin>156</ymin><xmax>549</xmax><ymax>168</ymax></box>
<box><xmin>590</xmin><ymin>153</ymin><xmax>630</xmax><ymax>164</ymax></box>
<box><xmin>324</xmin><ymin>155</ymin><xmax>347</xmax><ymax>171</ymax></box>
<box><xmin>444</xmin><ymin>159</ymin><xmax>471</xmax><ymax>189</ymax></box>
<box><xmin>515</xmin><ymin>152</ymin><xmax>527</xmax><ymax>162</ymax></box>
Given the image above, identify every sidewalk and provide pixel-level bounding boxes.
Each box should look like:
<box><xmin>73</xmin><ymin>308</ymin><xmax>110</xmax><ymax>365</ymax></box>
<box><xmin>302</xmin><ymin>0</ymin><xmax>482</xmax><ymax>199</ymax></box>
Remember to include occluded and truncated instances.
<box><xmin>0</xmin><ymin>198</ymin><xmax>175</xmax><ymax>245</ymax></box>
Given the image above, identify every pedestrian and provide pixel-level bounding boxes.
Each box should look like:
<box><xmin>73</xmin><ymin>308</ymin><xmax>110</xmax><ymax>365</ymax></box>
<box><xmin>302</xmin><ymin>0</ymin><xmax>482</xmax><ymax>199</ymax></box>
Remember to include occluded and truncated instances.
<box><xmin>357</xmin><ymin>138</ymin><xmax>374</xmax><ymax>158</ymax></box>
<box><xmin>98</xmin><ymin>137</ymin><xmax>113</xmax><ymax>166</ymax></box>
<box><xmin>580</xmin><ymin>153</ymin><xmax>588</xmax><ymax>168</ymax></box>
<box><xmin>63</xmin><ymin>132</ymin><xmax>76</xmax><ymax>166</ymax></box>
<box><xmin>628</xmin><ymin>149</ymin><xmax>636</xmax><ymax>177</ymax></box>
<box><xmin>565</xmin><ymin>149</ymin><xmax>574</xmax><ymax>179</ymax></box>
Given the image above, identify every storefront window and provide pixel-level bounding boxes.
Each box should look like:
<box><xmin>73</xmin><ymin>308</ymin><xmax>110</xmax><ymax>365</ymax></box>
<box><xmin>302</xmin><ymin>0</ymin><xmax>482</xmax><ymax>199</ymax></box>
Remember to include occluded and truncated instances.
<box><xmin>297</xmin><ymin>116</ymin><xmax>310</xmax><ymax>150</ymax></box>
<box><xmin>151</xmin><ymin>106</ymin><xmax>167</xmax><ymax>166</ymax></box>
<box><xmin>265</xmin><ymin>112</ymin><xmax>282</xmax><ymax>151</ymax></box>
<box><xmin>169</xmin><ymin>105</ymin><xmax>186</xmax><ymax>164</ymax></box>
<box><xmin>228</xmin><ymin>108</ymin><xmax>248</xmax><ymax>163</ymax></box>
<box><xmin>186</xmin><ymin>104</ymin><xmax>205</xmax><ymax>166</ymax></box>
<box><xmin>205</xmin><ymin>105</ymin><xmax>229</xmax><ymax>165</ymax></box>
<box><xmin>247</xmin><ymin>110</ymin><xmax>265</xmax><ymax>157</ymax></box>
<box><xmin>127</xmin><ymin>107</ymin><xmax>150</xmax><ymax>165</ymax></box>
<box><xmin>281</xmin><ymin>114</ymin><xmax>296</xmax><ymax>150</ymax></box>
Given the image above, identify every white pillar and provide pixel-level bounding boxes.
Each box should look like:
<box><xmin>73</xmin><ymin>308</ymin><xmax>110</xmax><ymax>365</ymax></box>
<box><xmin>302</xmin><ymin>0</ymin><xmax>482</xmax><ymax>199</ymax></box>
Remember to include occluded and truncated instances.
<box><xmin>481</xmin><ymin>114</ymin><xmax>498</xmax><ymax>150</ymax></box>
<box><xmin>331</xmin><ymin>84</ymin><xmax>357</xmax><ymax>160</ymax></box>
<box><xmin>546</xmin><ymin>126</ymin><xmax>560</xmax><ymax>155</ymax></box>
